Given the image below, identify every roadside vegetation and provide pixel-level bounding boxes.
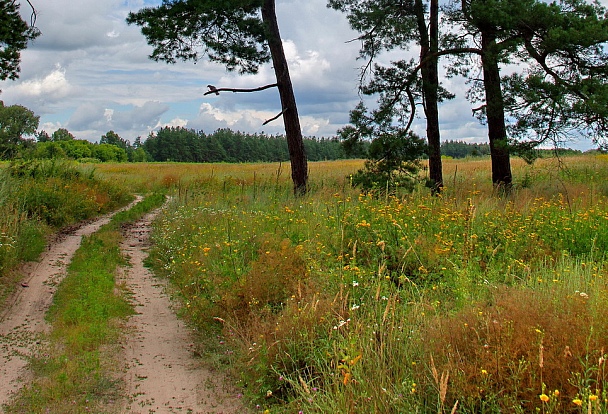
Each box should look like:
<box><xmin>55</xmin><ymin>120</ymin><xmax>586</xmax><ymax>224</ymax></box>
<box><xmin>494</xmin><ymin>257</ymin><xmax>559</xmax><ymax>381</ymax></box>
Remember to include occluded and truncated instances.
<box><xmin>3</xmin><ymin>192</ymin><xmax>166</xmax><ymax>413</ymax></box>
<box><xmin>143</xmin><ymin>155</ymin><xmax>608</xmax><ymax>413</ymax></box>
<box><xmin>0</xmin><ymin>159</ymin><xmax>132</xmax><ymax>305</ymax></box>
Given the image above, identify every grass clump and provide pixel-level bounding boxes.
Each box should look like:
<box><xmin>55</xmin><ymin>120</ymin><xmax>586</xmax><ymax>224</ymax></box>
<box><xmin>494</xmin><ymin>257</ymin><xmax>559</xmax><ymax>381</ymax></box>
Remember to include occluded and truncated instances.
<box><xmin>421</xmin><ymin>283</ymin><xmax>608</xmax><ymax>413</ymax></box>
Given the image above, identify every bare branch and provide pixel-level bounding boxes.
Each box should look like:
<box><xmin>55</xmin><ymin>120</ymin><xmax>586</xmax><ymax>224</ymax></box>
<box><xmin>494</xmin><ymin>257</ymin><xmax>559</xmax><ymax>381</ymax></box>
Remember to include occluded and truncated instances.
<box><xmin>204</xmin><ymin>83</ymin><xmax>278</xmax><ymax>95</ymax></box>
<box><xmin>25</xmin><ymin>0</ymin><xmax>37</xmax><ymax>27</ymax></box>
<box><xmin>263</xmin><ymin>107</ymin><xmax>288</xmax><ymax>125</ymax></box>
<box><xmin>405</xmin><ymin>87</ymin><xmax>417</xmax><ymax>131</ymax></box>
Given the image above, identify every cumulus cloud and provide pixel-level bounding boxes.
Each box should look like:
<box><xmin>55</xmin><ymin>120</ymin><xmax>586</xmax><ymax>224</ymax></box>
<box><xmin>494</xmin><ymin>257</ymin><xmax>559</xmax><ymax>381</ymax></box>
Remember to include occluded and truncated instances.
<box><xmin>68</xmin><ymin>102</ymin><xmax>107</xmax><ymax>130</ymax></box>
<box><xmin>186</xmin><ymin>102</ymin><xmax>336</xmax><ymax>137</ymax></box>
<box><xmin>29</xmin><ymin>0</ymin><xmax>128</xmax><ymax>52</ymax></box>
<box><xmin>2</xmin><ymin>66</ymin><xmax>72</xmax><ymax>103</ymax></box>
<box><xmin>68</xmin><ymin>101</ymin><xmax>169</xmax><ymax>132</ymax></box>
<box><xmin>110</xmin><ymin>101</ymin><xmax>170</xmax><ymax>130</ymax></box>
<box><xmin>0</xmin><ymin>0</ymin><xmax>536</xmax><ymax>146</ymax></box>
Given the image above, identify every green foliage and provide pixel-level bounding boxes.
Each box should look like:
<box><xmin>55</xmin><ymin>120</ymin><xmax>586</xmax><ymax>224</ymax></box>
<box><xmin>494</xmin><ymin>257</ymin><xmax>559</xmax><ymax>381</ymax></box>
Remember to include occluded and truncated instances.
<box><xmin>93</xmin><ymin>143</ymin><xmax>128</xmax><ymax>162</ymax></box>
<box><xmin>142</xmin><ymin>127</ymin><xmax>351</xmax><ymax>163</ymax></box>
<box><xmin>3</xmin><ymin>159</ymin><xmax>131</xmax><ymax>227</ymax></box>
<box><xmin>33</xmin><ymin>138</ymin><xmax>129</xmax><ymax>162</ymax></box>
<box><xmin>0</xmin><ymin>0</ymin><xmax>40</xmax><ymax>81</ymax></box>
<box><xmin>0</xmin><ymin>159</ymin><xmax>132</xmax><ymax>314</ymax></box>
<box><xmin>340</xmin><ymin>102</ymin><xmax>428</xmax><ymax>194</ymax></box>
<box><xmin>126</xmin><ymin>0</ymin><xmax>269</xmax><ymax>74</ymax></box>
<box><xmin>441</xmin><ymin>140</ymin><xmax>491</xmax><ymax>158</ymax></box>
<box><xmin>99</xmin><ymin>130</ymin><xmax>129</xmax><ymax>150</ymax></box>
<box><xmin>499</xmin><ymin>0</ymin><xmax>608</xmax><ymax>148</ymax></box>
<box><xmin>350</xmin><ymin>131</ymin><xmax>427</xmax><ymax>194</ymax></box>
<box><xmin>51</xmin><ymin>127</ymin><xmax>75</xmax><ymax>141</ymax></box>
<box><xmin>0</xmin><ymin>100</ymin><xmax>39</xmax><ymax>159</ymax></box>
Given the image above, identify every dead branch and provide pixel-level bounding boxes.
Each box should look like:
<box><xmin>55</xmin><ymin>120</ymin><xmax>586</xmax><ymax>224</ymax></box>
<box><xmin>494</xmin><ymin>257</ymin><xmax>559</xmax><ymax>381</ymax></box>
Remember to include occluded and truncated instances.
<box><xmin>204</xmin><ymin>83</ymin><xmax>278</xmax><ymax>96</ymax></box>
<box><xmin>24</xmin><ymin>0</ymin><xmax>37</xmax><ymax>26</ymax></box>
<box><xmin>263</xmin><ymin>108</ymin><xmax>288</xmax><ymax>125</ymax></box>
<box><xmin>472</xmin><ymin>104</ymin><xmax>485</xmax><ymax>114</ymax></box>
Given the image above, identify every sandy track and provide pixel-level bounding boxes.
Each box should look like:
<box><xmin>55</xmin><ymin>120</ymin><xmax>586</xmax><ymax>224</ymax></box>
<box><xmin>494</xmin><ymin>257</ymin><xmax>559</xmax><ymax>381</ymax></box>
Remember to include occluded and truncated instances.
<box><xmin>0</xmin><ymin>200</ymin><xmax>139</xmax><ymax>409</ymax></box>
<box><xmin>0</xmin><ymin>200</ymin><xmax>247</xmax><ymax>413</ymax></box>
<box><xmin>119</xmin><ymin>209</ymin><xmax>247</xmax><ymax>413</ymax></box>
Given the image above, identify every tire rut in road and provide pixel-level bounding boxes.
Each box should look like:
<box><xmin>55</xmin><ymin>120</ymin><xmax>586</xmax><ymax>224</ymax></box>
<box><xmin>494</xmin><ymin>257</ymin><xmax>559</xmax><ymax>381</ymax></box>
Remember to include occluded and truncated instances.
<box><xmin>0</xmin><ymin>199</ymin><xmax>140</xmax><ymax>409</ymax></box>
<box><xmin>119</xmin><ymin>209</ymin><xmax>247</xmax><ymax>414</ymax></box>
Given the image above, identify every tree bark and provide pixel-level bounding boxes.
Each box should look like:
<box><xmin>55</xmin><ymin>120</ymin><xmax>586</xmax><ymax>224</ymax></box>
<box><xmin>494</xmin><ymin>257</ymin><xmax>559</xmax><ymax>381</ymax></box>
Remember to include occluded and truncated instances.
<box><xmin>481</xmin><ymin>30</ymin><xmax>512</xmax><ymax>190</ymax></box>
<box><xmin>261</xmin><ymin>0</ymin><xmax>308</xmax><ymax>195</ymax></box>
<box><xmin>415</xmin><ymin>0</ymin><xmax>443</xmax><ymax>193</ymax></box>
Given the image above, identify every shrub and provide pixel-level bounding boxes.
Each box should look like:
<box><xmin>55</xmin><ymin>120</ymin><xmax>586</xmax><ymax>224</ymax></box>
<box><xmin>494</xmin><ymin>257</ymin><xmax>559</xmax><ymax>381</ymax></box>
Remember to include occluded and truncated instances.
<box><xmin>420</xmin><ymin>286</ymin><xmax>608</xmax><ymax>412</ymax></box>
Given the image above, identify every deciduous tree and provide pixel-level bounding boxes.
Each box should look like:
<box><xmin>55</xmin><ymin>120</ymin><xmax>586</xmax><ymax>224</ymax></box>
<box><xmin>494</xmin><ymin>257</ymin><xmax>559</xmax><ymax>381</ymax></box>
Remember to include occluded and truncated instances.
<box><xmin>51</xmin><ymin>128</ymin><xmax>75</xmax><ymax>142</ymax></box>
<box><xmin>0</xmin><ymin>100</ymin><xmax>38</xmax><ymax>158</ymax></box>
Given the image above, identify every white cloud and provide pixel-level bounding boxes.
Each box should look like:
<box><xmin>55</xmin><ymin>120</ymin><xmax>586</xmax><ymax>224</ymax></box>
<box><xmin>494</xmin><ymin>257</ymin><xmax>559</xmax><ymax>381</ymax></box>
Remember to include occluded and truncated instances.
<box><xmin>4</xmin><ymin>66</ymin><xmax>72</xmax><ymax>101</ymax></box>
<box><xmin>163</xmin><ymin>117</ymin><xmax>188</xmax><ymax>129</ymax></box>
<box><xmin>39</xmin><ymin>121</ymin><xmax>64</xmax><ymax>135</ymax></box>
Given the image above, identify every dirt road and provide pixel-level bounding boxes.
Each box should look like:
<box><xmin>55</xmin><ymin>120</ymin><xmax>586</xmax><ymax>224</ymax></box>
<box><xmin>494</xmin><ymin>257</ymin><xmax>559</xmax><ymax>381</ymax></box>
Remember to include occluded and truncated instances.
<box><xmin>0</xmin><ymin>201</ymin><xmax>247</xmax><ymax>413</ymax></box>
<box><xmin>119</xmin><ymin>209</ymin><xmax>246</xmax><ymax>413</ymax></box>
<box><xmin>0</xmin><ymin>201</ymin><xmax>138</xmax><ymax>408</ymax></box>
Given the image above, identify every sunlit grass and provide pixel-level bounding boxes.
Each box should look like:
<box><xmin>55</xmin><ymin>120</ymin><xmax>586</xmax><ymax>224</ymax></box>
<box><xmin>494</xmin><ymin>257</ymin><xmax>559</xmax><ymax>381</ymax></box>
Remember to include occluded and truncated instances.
<box><xmin>4</xmin><ymin>155</ymin><xmax>608</xmax><ymax>412</ymax></box>
<box><xmin>144</xmin><ymin>154</ymin><xmax>608</xmax><ymax>413</ymax></box>
<box><xmin>0</xmin><ymin>160</ymin><xmax>132</xmax><ymax>309</ymax></box>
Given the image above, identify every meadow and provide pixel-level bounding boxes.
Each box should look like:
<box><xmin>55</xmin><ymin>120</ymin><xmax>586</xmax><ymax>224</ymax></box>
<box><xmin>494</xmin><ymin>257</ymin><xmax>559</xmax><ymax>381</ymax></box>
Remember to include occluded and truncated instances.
<box><xmin>96</xmin><ymin>155</ymin><xmax>608</xmax><ymax>413</ymax></box>
<box><xmin>2</xmin><ymin>155</ymin><xmax>608</xmax><ymax>413</ymax></box>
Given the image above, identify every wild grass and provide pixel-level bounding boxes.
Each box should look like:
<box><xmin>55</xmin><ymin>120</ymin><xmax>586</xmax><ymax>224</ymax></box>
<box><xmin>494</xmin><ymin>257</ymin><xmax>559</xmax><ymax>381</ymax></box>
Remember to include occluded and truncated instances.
<box><xmin>0</xmin><ymin>160</ymin><xmax>132</xmax><ymax>309</ymax></box>
<box><xmin>145</xmin><ymin>154</ymin><xmax>608</xmax><ymax>413</ymax></box>
<box><xmin>3</xmin><ymin>192</ymin><xmax>166</xmax><ymax>413</ymax></box>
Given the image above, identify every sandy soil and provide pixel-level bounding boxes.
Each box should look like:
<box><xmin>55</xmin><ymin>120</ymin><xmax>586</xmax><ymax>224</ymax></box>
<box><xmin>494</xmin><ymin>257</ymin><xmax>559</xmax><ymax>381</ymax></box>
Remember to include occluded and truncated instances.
<box><xmin>118</xmin><ymin>209</ymin><xmax>247</xmax><ymax>414</ymax></box>
<box><xmin>0</xmin><ymin>200</ymin><xmax>248</xmax><ymax>414</ymax></box>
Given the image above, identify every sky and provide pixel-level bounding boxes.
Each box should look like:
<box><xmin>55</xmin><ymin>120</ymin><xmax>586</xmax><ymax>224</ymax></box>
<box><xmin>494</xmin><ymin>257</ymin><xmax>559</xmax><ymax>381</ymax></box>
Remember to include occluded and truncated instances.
<box><xmin>0</xmin><ymin>0</ymin><xmax>594</xmax><ymax>149</ymax></box>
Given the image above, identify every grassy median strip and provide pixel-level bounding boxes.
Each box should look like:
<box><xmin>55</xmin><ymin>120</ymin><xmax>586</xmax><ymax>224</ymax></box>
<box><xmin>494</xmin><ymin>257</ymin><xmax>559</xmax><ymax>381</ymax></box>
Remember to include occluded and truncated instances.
<box><xmin>4</xmin><ymin>192</ymin><xmax>166</xmax><ymax>414</ymax></box>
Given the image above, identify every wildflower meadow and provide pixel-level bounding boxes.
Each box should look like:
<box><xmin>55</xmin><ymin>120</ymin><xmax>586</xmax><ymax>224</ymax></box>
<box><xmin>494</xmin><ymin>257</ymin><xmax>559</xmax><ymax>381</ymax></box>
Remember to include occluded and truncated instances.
<box><xmin>100</xmin><ymin>155</ymin><xmax>608</xmax><ymax>412</ymax></box>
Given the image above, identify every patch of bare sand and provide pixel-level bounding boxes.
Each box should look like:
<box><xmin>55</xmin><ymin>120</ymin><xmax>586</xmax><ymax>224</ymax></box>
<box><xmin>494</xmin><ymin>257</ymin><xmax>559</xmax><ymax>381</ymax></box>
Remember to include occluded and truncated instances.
<box><xmin>119</xmin><ymin>210</ymin><xmax>248</xmax><ymax>414</ymax></box>
<box><xmin>0</xmin><ymin>199</ymin><xmax>140</xmax><ymax>410</ymax></box>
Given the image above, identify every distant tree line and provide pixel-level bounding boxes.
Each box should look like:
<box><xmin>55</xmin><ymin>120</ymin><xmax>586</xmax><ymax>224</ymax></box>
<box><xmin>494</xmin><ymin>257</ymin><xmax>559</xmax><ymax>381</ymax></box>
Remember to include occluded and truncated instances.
<box><xmin>440</xmin><ymin>140</ymin><xmax>584</xmax><ymax>160</ymax></box>
<box><xmin>441</xmin><ymin>141</ymin><xmax>491</xmax><ymax>158</ymax></box>
<box><xmin>141</xmin><ymin>127</ymin><xmax>364</xmax><ymax>163</ymax></box>
<box><xmin>0</xmin><ymin>101</ymin><xmax>368</xmax><ymax>163</ymax></box>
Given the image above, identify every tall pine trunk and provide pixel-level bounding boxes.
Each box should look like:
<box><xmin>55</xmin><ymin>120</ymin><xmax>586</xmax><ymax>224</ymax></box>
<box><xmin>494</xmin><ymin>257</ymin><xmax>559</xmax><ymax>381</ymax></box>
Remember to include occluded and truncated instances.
<box><xmin>481</xmin><ymin>30</ymin><xmax>512</xmax><ymax>190</ymax></box>
<box><xmin>261</xmin><ymin>0</ymin><xmax>308</xmax><ymax>195</ymax></box>
<box><xmin>416</xmin><ymin>0</ymin><xmax>443</xmax><ymax>192</ymax></box>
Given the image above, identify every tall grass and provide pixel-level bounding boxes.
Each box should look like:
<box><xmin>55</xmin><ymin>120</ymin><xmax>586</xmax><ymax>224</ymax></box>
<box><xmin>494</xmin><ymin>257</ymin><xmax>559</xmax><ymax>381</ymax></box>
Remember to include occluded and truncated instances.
<box><xmin>0</xmin><ymin>160</ymin><xmax>132</xmax><ymax>307</ymax></box>
<box><xmin>146</xmin><ymin>155</ymin><xmax>608</xmax><ymax>413</ymax></box>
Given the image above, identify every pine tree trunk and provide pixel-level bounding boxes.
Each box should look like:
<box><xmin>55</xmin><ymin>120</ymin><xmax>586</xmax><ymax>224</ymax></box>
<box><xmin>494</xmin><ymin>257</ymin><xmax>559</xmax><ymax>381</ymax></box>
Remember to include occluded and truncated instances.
<box><xmin>416</xmin><ymin>0</ymin><xmax>443</xmax><ymax>193</ymax></box>
<box><xmin>481</xmin><ymin>30</ymin><xmax>512</xmax><ymax>190</ymax></box>
<box><xmin>261</xmin><ymin>0</ymin><xmax>308</xmax><ymax>195</ymax></box>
